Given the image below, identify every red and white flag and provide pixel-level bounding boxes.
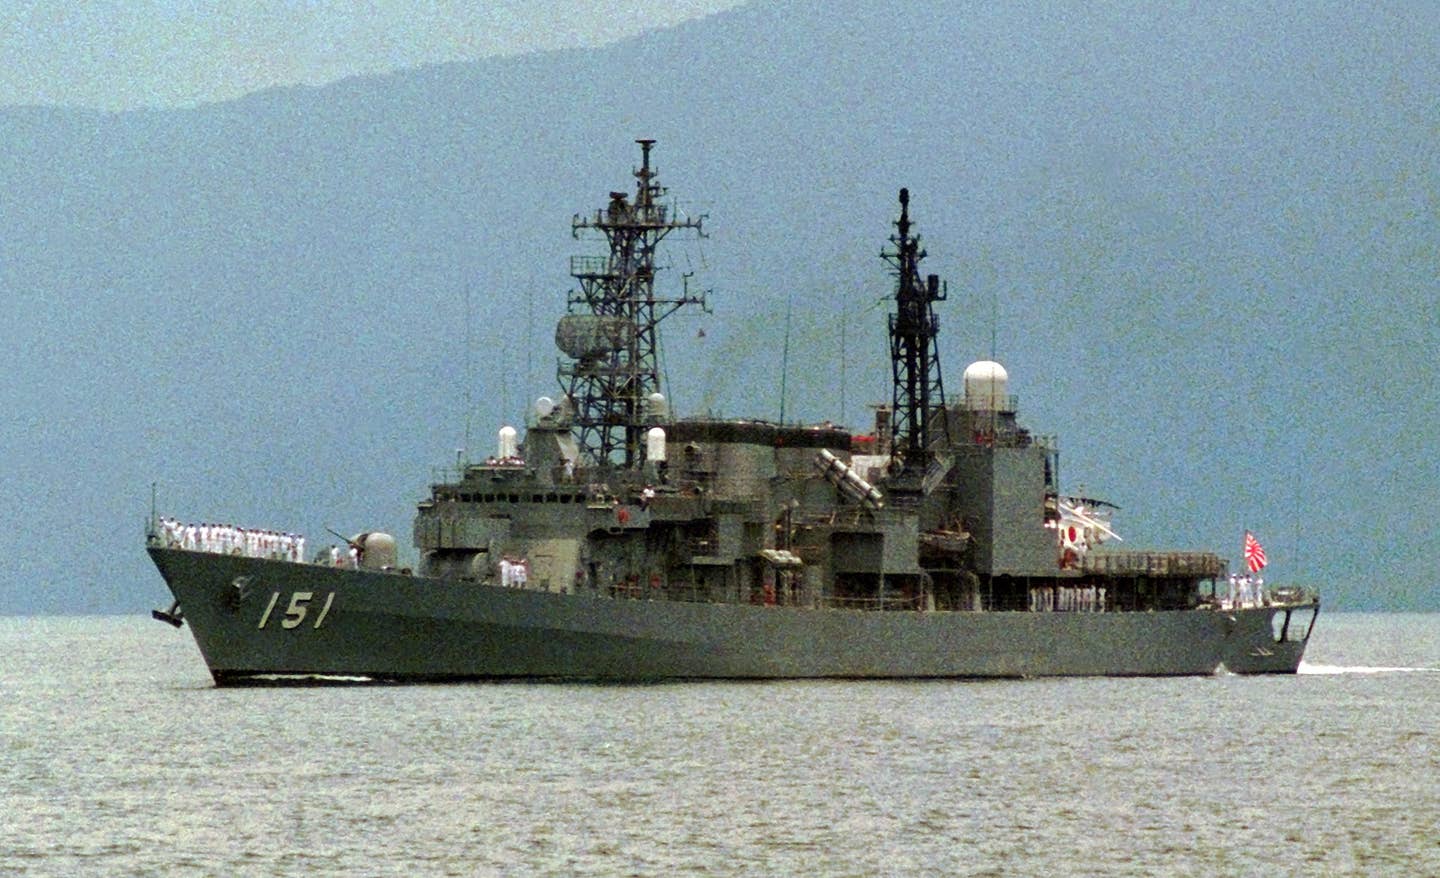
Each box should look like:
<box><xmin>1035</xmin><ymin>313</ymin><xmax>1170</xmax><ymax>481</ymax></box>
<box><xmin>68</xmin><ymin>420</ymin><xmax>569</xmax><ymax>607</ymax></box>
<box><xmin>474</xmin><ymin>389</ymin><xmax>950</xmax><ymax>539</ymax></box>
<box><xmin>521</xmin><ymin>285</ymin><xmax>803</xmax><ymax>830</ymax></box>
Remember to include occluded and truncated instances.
<box><xmin>1243</xmin><ymin>531</ymin><xmax>1268</xmax><ymax>573</ymax></box>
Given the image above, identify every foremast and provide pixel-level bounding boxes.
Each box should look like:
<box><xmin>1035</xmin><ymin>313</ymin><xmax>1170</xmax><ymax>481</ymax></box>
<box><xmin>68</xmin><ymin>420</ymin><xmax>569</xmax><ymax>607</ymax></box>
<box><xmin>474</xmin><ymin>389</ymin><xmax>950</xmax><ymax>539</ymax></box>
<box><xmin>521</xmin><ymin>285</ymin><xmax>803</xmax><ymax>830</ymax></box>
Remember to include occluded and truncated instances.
<box><xmin>561</xmin><ymin>139</ymin><xmax>706</xmax><ymax>467</ymax></box>
<box><xmin>883</xmin><ymin>188</ymin><xmax>949</xmax><ymax>480</ymax></box>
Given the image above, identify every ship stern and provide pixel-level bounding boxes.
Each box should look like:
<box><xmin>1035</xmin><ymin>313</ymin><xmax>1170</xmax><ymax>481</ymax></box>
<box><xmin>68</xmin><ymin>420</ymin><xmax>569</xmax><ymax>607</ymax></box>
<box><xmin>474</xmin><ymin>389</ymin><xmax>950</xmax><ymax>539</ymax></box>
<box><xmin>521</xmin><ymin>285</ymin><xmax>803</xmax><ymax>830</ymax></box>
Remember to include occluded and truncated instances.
<box><xmin>1221</xmin><ymin>599</ymin><xmax>1320</xmax><ymax>674</ymax></box>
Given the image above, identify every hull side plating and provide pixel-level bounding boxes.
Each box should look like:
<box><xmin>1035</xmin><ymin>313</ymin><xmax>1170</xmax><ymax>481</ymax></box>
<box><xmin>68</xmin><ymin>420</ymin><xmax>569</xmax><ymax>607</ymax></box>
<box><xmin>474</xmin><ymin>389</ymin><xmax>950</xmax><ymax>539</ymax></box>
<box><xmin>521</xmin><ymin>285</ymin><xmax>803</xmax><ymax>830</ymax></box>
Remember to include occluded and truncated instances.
<box><xmin>151</xmin><ymin>548</ymin><xmax>1301</xmax><ymax>684</ymax></box>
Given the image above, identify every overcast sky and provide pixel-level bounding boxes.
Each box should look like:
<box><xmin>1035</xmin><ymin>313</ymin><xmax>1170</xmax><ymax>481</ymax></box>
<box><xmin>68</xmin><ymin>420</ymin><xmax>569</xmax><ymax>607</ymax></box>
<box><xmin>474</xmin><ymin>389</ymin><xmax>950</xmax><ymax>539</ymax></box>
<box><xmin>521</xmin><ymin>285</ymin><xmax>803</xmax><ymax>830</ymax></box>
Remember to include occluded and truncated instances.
<box><xmin>0</xmin><ymin>1</ymin><xmax>747</xmax><ymax>111</ymax></box>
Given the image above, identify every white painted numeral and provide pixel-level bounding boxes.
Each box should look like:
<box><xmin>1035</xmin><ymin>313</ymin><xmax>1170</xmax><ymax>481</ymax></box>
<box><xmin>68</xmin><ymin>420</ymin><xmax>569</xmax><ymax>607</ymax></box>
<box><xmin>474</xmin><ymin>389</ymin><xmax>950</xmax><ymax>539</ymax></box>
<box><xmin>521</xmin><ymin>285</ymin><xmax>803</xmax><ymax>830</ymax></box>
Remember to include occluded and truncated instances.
<box><xmin>312</xmin><ymin>591</ymin><xmax>334</xmax><ymax>629</ymax></box>
<box><xmin>259</xmin><ymin>591</ymin><xmax>334</xmax><ymax>630</ymax></box>
<box><xmin>257</xmin><ymin>592</ymin><xmax>280</xmax><ymax>629</ymax></box>
<box><xmin>282</xmin><ymin>591</ymin><xmax>315</xmax><ymax>629</ymax></box>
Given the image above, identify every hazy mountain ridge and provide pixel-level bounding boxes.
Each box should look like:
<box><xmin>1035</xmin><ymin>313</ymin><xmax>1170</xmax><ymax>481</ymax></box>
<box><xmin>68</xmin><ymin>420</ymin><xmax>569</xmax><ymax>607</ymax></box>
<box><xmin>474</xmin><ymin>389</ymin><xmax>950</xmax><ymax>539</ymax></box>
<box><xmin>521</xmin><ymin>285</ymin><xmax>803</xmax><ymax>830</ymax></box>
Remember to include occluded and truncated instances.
<box><xmin>2</xmin><ymin>0</ymin><xmax>1436</xmax><ymax>612</ymax></box>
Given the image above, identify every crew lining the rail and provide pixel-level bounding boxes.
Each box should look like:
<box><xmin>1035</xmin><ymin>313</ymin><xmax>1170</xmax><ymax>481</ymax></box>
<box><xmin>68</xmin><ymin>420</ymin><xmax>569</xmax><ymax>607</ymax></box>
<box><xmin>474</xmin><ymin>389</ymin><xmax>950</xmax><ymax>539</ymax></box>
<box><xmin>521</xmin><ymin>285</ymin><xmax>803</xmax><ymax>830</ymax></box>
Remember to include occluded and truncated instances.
<box><xmin>155</xmin><ymin>517</ymin><xmax>305</xmax><ymax>563</ymax></box>
<box><xmin>1028</xmin><ymin>584</ymin><xmax>1108</xmax><ymax>612</ymax></box>
<box><xmin>499</xmin><ymin>557</ymin><xmax>530</xmax><ymax>588</ymax></box>
<box><xmin>1222</xmin><ymin>573</ymin><xmax>1267</xmax><ymax>609</ymax></box>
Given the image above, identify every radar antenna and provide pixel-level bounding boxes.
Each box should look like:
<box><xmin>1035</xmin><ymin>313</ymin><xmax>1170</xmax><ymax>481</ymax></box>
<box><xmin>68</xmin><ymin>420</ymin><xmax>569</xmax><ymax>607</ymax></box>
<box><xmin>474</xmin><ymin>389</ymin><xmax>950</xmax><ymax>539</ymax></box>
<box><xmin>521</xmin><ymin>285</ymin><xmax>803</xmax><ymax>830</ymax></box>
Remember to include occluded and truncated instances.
<box><xmin>561</xmin><ymin>140</ymin><xmax>707</xmax><ymax>466</ymax></box>
<box><xmin>883</xmin><ymin>188</ymin><xmax>948</xmax><ymax>477</ymax></box>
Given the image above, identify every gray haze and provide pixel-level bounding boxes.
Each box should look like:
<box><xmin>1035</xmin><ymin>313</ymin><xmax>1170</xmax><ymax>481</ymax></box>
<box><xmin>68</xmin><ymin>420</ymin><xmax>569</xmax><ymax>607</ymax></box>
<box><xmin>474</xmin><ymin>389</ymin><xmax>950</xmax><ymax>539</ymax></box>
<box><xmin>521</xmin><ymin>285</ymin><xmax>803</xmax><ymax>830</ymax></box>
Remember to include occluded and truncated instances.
<box><xmin>2</xmin><ymin>0</ymin><xmax>1436</xmax><ymax>614</ymax></box>
<box><xmin>0</xmin><ymin>1</ymin><xmax>746</xmax><ymax>111</ymax></box>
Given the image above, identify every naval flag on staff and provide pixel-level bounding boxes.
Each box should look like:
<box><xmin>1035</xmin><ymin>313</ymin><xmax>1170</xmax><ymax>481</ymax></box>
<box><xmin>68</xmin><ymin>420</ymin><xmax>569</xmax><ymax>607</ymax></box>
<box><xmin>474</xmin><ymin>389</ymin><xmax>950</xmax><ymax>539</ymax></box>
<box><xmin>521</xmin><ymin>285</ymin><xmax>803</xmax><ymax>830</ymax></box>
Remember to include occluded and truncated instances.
<box><xmin>1243</xmin><ymin>531</ymin><xmax>1268</xmax><ymax>573</ymax></box>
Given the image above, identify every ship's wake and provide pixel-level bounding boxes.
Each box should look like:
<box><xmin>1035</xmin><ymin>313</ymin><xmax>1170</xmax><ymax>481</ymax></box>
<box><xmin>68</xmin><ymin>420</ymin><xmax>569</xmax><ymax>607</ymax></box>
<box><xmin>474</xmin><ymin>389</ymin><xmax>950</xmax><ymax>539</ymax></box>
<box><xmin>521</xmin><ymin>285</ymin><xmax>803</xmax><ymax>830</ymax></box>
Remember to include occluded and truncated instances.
<box><xmin>1298</xmin><ymin>662</ymin><xmax>1440</xmax><ymax>675</ymax></box>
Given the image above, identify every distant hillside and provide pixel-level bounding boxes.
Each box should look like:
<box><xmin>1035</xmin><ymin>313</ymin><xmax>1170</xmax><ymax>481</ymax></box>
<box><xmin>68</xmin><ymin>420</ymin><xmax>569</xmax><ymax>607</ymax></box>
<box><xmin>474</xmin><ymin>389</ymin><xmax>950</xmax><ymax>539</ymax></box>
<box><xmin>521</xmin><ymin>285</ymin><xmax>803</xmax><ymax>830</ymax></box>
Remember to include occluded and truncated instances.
<box><xmin>2</xmin><ymin>0</ymin><xmax>1436</xmax><ymax>613</ymax></box>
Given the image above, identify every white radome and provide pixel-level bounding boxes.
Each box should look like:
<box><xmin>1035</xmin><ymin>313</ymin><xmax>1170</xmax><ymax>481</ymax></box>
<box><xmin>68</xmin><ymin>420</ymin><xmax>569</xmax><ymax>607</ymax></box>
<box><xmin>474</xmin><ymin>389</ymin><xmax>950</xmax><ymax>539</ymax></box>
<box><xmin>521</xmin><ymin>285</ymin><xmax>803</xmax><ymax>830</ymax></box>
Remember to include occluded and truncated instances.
<box><xmin>498</xmin><ymin>425</ymin><xmax>519</xmax><ymax>458</ymax></box>
<box><xmin>962</xmin><ymin>360</ymin><xmax>1009</xmax><ymax>410</ymax></box>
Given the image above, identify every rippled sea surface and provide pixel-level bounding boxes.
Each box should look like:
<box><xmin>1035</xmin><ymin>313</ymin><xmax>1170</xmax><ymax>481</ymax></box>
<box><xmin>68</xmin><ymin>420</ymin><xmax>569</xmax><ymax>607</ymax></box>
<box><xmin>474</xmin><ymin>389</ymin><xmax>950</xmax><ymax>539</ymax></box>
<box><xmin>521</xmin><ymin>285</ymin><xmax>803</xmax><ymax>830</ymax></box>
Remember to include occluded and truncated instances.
<box><xmin>3</xmin><ymin>613</ymin><xmax>1437</xmax><ymax>876</ymax></box>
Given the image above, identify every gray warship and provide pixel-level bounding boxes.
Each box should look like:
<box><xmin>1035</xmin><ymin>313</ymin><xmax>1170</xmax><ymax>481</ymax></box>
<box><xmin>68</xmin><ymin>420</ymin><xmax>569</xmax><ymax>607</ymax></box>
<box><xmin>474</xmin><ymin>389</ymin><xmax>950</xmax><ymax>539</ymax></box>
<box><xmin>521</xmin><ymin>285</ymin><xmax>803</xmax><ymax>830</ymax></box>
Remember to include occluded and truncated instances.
<box><xmin>148</xmin><ymin>140</ymin><xmax>1319</xmax><ymax>684</ymax></box>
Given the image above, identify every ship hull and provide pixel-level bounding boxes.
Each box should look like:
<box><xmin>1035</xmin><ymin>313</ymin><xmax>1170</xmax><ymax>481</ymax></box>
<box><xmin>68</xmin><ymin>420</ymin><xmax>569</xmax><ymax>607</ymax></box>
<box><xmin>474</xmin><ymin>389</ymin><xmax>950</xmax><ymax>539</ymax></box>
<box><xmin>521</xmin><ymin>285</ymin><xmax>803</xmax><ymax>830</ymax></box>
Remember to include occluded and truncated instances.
<box><xmin>149</xmin><ymin>547</ymin><xmax>1313</xmax><ymax>684</ymax></box>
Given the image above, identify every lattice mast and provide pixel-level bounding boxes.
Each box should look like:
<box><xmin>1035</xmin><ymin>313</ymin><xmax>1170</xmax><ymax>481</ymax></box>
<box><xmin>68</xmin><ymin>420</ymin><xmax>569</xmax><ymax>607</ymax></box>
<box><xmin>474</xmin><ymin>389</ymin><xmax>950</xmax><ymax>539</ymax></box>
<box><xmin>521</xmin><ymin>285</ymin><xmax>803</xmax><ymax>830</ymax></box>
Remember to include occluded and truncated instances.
<box><xmin>563</xmin><ymin>140</ymin><xmax>706</xmax><ymax>466</ymax></box>
<box><xmin>884</xmin><ymin>188</ymin><xmax>948</xmax><ymax>475</ymax></box>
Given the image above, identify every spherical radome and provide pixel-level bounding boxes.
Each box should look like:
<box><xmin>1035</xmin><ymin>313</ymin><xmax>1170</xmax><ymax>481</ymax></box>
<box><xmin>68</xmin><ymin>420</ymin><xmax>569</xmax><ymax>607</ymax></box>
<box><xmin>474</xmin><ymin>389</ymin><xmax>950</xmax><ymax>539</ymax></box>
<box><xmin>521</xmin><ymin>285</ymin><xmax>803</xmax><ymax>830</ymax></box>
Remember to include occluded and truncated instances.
<box><xmin>962</xmin><ymin>360</ymin><xmax>1009</xmax><ymax>410</ymax></box>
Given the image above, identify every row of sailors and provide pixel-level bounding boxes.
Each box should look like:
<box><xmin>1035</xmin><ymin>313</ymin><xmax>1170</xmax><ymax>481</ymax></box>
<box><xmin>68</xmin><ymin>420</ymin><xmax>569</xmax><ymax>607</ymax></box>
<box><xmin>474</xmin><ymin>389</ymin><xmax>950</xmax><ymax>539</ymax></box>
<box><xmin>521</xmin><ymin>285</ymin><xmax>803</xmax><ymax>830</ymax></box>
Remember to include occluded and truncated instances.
<box><xmin>319</xmin><ymin>544</ymin><xmax>362</xmax><ymax>568</ymax></box>
<box><xmin>1222</xmin><ymin>574</ymin><xmax>1267</xmax><ymax>609</ymax></box>
<box><xmin>1029</xmin><ymin>585</ymin><xmax>1108</xmax><ymax>613</ymax></box>
<box><xmin>498</xmin><ymin>557</ymin><xmax>530</xmax><ymax>588</ymax></box>
<box><xmin>156</xmin><ymin>518</ymin><xmax>305</xmax><ymax>563</ymax></box>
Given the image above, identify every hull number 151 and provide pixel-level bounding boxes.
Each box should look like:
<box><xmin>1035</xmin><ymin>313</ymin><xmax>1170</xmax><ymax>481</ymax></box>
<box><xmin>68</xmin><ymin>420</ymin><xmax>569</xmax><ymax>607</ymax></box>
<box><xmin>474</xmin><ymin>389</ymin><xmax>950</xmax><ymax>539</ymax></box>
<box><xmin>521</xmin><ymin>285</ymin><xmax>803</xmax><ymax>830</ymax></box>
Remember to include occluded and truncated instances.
<box><xmin>257</xmin><ymin>591</ymin><xmax>335</xmax><ymax>630</ymax></box>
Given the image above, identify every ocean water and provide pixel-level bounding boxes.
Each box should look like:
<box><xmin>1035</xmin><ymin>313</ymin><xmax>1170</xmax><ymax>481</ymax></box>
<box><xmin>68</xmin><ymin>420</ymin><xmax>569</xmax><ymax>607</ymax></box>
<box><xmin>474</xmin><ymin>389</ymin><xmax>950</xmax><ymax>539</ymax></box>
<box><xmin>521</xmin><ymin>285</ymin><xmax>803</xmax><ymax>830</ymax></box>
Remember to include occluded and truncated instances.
<box><xmin>2</xmin><ymin>613</ymin><xmax>1436</xmax><ymax>876</ymax></box>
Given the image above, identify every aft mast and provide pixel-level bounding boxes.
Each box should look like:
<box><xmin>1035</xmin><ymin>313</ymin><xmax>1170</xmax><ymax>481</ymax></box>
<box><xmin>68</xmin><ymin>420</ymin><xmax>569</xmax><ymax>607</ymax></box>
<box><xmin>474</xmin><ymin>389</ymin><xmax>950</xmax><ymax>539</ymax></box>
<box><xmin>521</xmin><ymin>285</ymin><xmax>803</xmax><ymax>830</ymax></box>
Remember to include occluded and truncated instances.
<box><xmin>883</xmin><ymin>188</ymin><xmax>949</xmax><ymax>479</ymax></box>
<box><xmin>561</xmin><ymin>139</ymin><xmax>707</xmax><ymax>467</ymax></box>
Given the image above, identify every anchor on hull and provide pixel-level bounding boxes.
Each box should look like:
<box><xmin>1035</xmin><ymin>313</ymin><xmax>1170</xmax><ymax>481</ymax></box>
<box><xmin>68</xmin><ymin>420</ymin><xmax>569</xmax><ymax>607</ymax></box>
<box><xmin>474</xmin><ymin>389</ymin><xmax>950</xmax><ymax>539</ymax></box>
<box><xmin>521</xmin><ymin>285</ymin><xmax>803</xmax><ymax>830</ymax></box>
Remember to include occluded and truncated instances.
<box><xmin>151</xmin><ymin>600</ymin><xmax>183</xmax><ymax>628</ymax></box>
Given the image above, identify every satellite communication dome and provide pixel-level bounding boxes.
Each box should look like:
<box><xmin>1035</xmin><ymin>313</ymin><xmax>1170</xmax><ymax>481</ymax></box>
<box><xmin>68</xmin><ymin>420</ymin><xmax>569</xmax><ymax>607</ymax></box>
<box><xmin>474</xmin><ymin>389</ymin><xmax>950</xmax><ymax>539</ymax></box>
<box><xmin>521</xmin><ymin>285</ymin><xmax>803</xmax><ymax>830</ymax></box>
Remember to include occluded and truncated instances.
<box><xmin>497</xmin><ymin>425</ymin><xmax>518</xmax><ymax>458</ymax></box>
<box><xmin>534</xmin><ymin>396</ymin><xmax>556</xmax><ymax>418</ymax></box>
<box><xmin>647</xmin><ymin>426</ymin><xmax>667</xmax><ymax>462</ymax></box>
<box><xmin>962</xmin><ymin>360</ymin><xmax>1009</xmax><ymax>410</ymax></box>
